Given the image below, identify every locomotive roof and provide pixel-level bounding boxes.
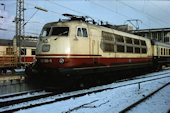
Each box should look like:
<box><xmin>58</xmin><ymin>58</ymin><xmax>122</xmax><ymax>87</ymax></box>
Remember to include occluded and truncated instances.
<box><xmin>44</xmin><ymin>20</ymin><xmax>151</xmax><ymax>41</ymax></box>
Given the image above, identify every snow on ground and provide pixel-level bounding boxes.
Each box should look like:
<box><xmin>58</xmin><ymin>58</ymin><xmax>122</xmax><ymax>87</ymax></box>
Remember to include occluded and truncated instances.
<box><xmin>127</xmin><ymin>85</ymin><xmax>170</xmax><ymax>113</ymax></box>
<box><xmin>14</xmin><ymin>71</ymin><xmax>170</xmax><ymax>113</ymax></box>
<box><xmin>15</xmin><ymin>69</ymin><xmax>25</xmax><ymax>72</ymax></box>
<box><xmin>6</xmin><ymin>69</ymin><xmax>25</xmax><ymax>73</ymax></box>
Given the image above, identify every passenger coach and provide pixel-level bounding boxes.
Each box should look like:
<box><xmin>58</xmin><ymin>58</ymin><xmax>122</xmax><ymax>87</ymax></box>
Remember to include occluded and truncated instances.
<box><xmin>0</xmin><ymin>38</ymin><xmax>37</xmax><ymax>72</ymax></box>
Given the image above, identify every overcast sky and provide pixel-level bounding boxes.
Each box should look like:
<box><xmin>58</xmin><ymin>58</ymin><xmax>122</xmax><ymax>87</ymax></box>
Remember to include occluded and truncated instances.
<box><xmin>0</xmin><ymin>0</ymin><xmax>170</xmax><ymax>39</ymax></box>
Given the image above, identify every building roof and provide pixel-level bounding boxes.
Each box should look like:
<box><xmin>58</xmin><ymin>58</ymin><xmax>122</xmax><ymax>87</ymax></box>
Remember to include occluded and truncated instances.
<box><xmin>0</xmin><ymin>39</ymin><xmax>13</xmax><ymax>46</ymax></box>
<box><xmin>133</xmin><ymin>28</ymin><xmax>170</xmax><ymax>33</ymax></box>
<box><xmin>152</xmin><ymin>40</ymin><xmax>170</xmax><ymax>47</ymax></box>
<box><xmin>0</xmin><ymin>38</ymin><xmax>37</xmax><ymax>47</ymax></box>
<box><xmin>16</xmin><ymin>38</ymin><xmax>37</xmax><ymax>47</ymax></box>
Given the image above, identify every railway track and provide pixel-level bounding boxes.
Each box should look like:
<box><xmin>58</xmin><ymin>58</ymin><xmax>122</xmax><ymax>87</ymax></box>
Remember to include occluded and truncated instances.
<box><xmin>0</xmin><ymin>89</ymin><xmax>43</xmax><ymax>99</ymax></box>
<box><xmin>0</xmin><ymin>90</ymin><xmax>55</xmax><ymax>108</ymax></box>
<box><xmin>119</xmin><ymin>82</ymin><xmax>170</xmax><ymax>113</ymax></box>
<box><xmin>0</xmin><ymin>71</ymin><xmax>169</xmax><ymax>113</ymax></box>
<box><xmin>115</xmin><ymin>70</ymin><xmax>170</xmax><ymax>83</ymax></box>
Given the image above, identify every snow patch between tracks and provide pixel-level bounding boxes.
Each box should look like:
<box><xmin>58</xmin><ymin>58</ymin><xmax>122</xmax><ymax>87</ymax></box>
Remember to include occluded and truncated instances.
<box><xmin>13</xmin><ymin>70</ymin><xmax>170</xmax><ymax>113</ymax></box>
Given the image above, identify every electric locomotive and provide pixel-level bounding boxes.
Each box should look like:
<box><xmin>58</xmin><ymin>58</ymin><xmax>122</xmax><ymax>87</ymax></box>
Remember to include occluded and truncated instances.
<box><xmin>26</xmin><ymin>14</ymin><xmax>170</xmax><ymax>77</ymax></box>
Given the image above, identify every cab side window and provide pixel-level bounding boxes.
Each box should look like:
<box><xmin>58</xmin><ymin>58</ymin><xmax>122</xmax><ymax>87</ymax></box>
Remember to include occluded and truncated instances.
<box><xmin>82</xmin><ymin>28</ymin><xmax>88</xmax><ymax>37</ymax></box>
<box><xmin>76</xmin><ymin>27</ymin><xmax>88</xmax><ymax>38</ymax></box>
<box><xmin>77</xmin><ymin>28</ymin><xmax>81</xmax><ymax>36</ymax></box>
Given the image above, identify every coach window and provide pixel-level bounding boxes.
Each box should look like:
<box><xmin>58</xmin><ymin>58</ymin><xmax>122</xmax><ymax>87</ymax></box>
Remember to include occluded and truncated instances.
<box><xmin>125</xmin><ymin>37</ymin><xmax>132</xmax><ymax>44</ymax></box>
<box><xmin>142</xmin><ymin>48</ymin><xmax>147</xmax><ymax>53</ymax></box>
<box><xmin>141</xmin><ymin>40</ymin><xmax>146</xmax><ymax>46</ymax></box>
<box><xmin>134</xmin><ymin>39</ymin><xmax>140</xmax><ymax>45</ymax></box>
<box><xmin>104</xmin><ymin>43</ymin><xmax>114</xmax><ymax>52</ymax></box>
<box><xmin>161</xmin><ymin>48</ymin><xmax>163</xmax><ymax>55</ymax></box>
<box><xmin>135</xmin><ymin>47</ymin><xmax>140</xmax><ymax>53</ymax></box>
<box><xmin>102</xmin><ymin>31</ymin><xmax>115</xmax><ymax>52</ymax></box>
<box><xmin>6</xmin><ymin>48</ymin><xmax>13</xmax><ymax>55</ymax></box>
<box><xmin>102</xmin><ymin>31</ymin><xmax>114</xmax><ymax>41</ymax></box>
<box><xmin>117</xmin><ymin>45</ymin><xmax>125</xmax><ymax>52</ymax></box>
<box><xmin>76</xmin><ymin>27</ymin><xmax>88</xmax><ymax>38</ymax></box>
<box><xmin>31</xmin><ymin>49</ymin><xmax>36</xmax><ymax>55</ymax></box>
<box><xmin>115</xmin><ymin>35</ymin><xmax>124</xmax><ymax>43</ymax></box>
<box><xmin>167</xmin><ymin>49</ymin><xmax>169</xmax><ymax>55</ymax></box>
<box><xmin>21</xmin><ymin>48</ymin><xmax>26</xmax><ymax>55</ymax></box>
<box><xmin>127</xmin><ymin>46</ymin><xmax>133</xmax><ymax>53</ymax></box>
<box><xmin>164</xmin><ymin>48</ymin><xmax>166</xmax><ymax>55</ymax></box>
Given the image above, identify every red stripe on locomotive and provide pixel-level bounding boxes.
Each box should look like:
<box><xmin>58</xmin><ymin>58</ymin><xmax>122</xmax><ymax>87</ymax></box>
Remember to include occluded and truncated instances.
<box><xmin>36</xmin><ymin>54</ymin><xmax>152</xmax><ymax>68</ymax></box>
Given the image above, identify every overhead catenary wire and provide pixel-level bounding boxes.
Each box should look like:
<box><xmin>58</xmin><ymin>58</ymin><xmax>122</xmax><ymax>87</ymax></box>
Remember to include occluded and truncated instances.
<box><xmin>118</xmin><ymin>1</ymin><xmax>170</xmax><ymax>27</ymax></box>
<box><xmin>89</xmin><ymin>0</ymin><xmax>130</xmax><ymax>19</ymax></box>
<box><xmin>90</xmin><ymin>0</ymin><xmax>170</xmax><ymax>28</ymax></box>
<box><xmin>0</xmin><ymin>28</ymin><xmax>40</xmax><ymax>35</ymax></box>
<box><xmin>45</xmin><ymin>0</ymin><xmax>105</xmax><ymax>24</ymax></box>
<box><xmin>24</xmin><ymin>0</ymin><xmax>154</xmax><ymax>30</ymax></box>
<box><xmin>5</xmin><ymin>0</ymin><xmax>155</xmax><ymax>30</ymax></box>
<box><xmin>23</xmin><ymin>9</ymin><xmax>39</xmax><ymax>26</ymax></box>
<box><xmin>24</xmin><ymin>1</ymin><xmax>63</xmax><ymax>17</ymax></box>
<box><xmin>150</xmin><ymin>1</ymin><xmax>170</xmax><ymax>16</ymax></box>
<box><xmin>26</xmin><ymin>0</ymin><xmax>122</xmax><ymax>29</ymax></box>
<box><xmin>1</xmin><ymin>0</ymin><xmax>169</xmax><ymax>37</ymax></box>
<box><xmin>89</xmin><ymin>0</ymin><xmax>152</xmax><ymax>29</ymax></box>
<box><xmin>46</xmin><ymin>0</ymin><xmax>87</xmax><ymax>16</ymax></box>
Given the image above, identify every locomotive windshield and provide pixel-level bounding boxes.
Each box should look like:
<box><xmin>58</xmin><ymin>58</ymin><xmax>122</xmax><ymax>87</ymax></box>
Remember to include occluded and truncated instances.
<box><xmin>51</xmin><ymin>27</ymin><xmax>69</xmax><ymax>36</ymax></box>
<box><xmin>40</xmin><ymin>27</ymin><xmax>69</xmax><ymax>37</ymax></box>
<box><xmin>40</xmin><ymin>27</ymin><xmax>51</xmax><ymax>37</ymax></box>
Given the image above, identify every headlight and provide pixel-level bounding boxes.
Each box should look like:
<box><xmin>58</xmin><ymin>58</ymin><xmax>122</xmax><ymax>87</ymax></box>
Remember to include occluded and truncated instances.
<box><xmin>42</xmin><ymin>45</ymin><xmax>50</xmax><ymax>52</ymax></box>
<box><xmin>59</xmin><ymin>58</ymin><xmax>64</xmax><ymax>64</ymax></box>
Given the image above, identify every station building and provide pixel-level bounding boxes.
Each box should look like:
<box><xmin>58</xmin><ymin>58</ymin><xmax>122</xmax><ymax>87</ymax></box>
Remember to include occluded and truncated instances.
<box><xmin>132</xmin><ymin>28</ymin><xmax>170</xmax><ymax>44</ymax></box>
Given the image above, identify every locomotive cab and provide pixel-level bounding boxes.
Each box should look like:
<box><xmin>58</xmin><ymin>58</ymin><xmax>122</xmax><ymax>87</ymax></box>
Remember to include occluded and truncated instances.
<box><xmin>36</xmin><ymin>20</ymin><xmax>92</xmax><ymax>68</ymax></box>
<box><xmin>37</xmin><ymin>24</ymin><xmax>70</xmax><ymax>54</ymax></box>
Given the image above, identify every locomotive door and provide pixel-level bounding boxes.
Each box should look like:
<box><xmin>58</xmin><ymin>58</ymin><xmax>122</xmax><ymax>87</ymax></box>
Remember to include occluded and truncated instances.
<box><xmin>92</xmin><ymin>40</ymin><xmax>99</xmax><ymax>65</ymax></box>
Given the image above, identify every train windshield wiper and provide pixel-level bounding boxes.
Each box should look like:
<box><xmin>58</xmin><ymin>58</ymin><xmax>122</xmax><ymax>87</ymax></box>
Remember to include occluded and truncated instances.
<box><xmin>58</xmin><ymin>31</ymin><xmax>68</xmax><ymax>36</ymax></box>
<box><xmin>51</xmin><ymin>27</ymin><xmax>69</xmax><ymax>36</ymax></box>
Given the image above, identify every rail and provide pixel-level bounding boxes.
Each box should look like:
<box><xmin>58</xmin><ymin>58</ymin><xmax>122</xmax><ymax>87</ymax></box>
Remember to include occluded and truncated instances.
<box><xmin>0</xmin><ymin>73</ymin><xmax>169</xmax><ymax>113</ymax></box>
<box><xmin>119</xmin><ymin>82</ymin><xmax>170</xmax><ymax>113</ymax></box>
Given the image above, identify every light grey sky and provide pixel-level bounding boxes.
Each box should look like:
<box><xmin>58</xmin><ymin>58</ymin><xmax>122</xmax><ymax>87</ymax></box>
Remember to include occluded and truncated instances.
<box><xmin>0</xmin><ymin>0</ymin><xmax>170</xmax><ymax>39</ymax></box>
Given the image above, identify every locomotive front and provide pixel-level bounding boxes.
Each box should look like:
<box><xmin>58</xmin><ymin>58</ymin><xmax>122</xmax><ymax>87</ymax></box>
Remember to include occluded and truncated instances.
<box><xmin>36</xmin><ymin>22</ymin><xmax>71</xmax><ymax>68</ymax></box>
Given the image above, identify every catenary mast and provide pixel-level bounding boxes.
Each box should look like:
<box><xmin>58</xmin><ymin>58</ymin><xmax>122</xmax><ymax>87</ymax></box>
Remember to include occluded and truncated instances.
<box><xmin>15</xmin><ymin>0</ymin><xmax>25</xmax><ymax>65</ymax></box>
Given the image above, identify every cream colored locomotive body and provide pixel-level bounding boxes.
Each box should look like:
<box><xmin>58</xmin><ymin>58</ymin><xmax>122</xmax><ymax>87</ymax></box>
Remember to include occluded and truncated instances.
<box><xmin>36</xmin><ymin>20</ymin><xmax>153</xmax><ymax>69</ymax></box>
